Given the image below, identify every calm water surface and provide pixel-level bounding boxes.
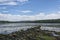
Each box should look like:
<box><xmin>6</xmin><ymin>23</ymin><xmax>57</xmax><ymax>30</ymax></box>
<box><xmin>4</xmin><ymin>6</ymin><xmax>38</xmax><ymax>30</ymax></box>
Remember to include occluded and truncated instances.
<box><xmin>0</xmin><ymin>23</ymin><xmax>60</xmax><ymax>34</ymax></box>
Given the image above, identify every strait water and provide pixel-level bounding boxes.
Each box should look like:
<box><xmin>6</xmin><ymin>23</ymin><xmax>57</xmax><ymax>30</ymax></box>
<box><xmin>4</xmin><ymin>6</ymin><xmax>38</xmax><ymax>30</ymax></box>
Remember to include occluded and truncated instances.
<box><xmin>0</xmin><ymin>23</ymin><xmax>60</xmax><ymax>34</ymax></box>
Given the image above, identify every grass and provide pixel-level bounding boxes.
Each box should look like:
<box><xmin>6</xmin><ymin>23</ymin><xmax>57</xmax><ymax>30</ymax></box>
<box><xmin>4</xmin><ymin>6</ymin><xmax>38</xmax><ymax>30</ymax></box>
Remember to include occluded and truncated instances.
<box><xmin>56</xmin><ymin>32</ymin><xmax>60</xmax><ymax>35</ymax></box>
<box><xmin>41</xmin><ymin>36</ymin><xmax>56</xmax><ymax>40</ymax></box>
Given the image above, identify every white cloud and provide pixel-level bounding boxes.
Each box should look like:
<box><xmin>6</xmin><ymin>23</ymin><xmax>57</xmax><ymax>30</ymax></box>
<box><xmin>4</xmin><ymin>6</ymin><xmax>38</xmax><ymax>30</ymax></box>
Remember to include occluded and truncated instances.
<box><xmin>0</xmin><ymin>0</ymin><xmax>28</xmax><ymax>5</ymax></box>
<box><xmin>1</xmin><ymin>7</ymin><xmax>7</xmax><ymax>9</ymax></box>
<box><xmin>2</xmin><ymin>11</ymin><xmax>9</xmax><ymax>13</ymax></box>
<box><xmin>4</xmin><ymin>2</ymin><xmax>17</xmax><ymax>5</ymax></box>
<box><xmin>17</xmin><ymin>0</ymin><xmax>28</xmax><ymax>2</ymax></box>
<box><xmin>58</xmin><ymin>11</ymin><xmax>60</xmax><ymax>13</ymax></box>
<box><xmin>21</xmin><ymin>10</ymin><xmax>32</xmax><ymax>13</ymax></box>
<box><xmin>0</xmin><ymin>7</ymin><xmax>6</xmax><ymax>10</ymax></box>
<box><xmin>0</xmin><ymin>12</ymin><xmax>60</xmax><ymax>21</ymax></box>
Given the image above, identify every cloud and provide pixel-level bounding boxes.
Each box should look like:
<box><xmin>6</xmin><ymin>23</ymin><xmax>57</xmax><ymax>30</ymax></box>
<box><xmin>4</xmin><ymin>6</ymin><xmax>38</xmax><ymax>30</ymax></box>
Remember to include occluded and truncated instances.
<box><xmin>17</xmin><ymin>0</ymin><xmax>28</xmax><ymax>2</ymax></box>
<box><xmin>0</xmin><ymin>0</ymin><xmax>28</xmax><ymax>5</ymax></box>
<box><xmin>0</xmin><ymin>7</ymin><xmax>6</xmax><ymax>9</ymax></box>
<box><xmin>0</xmin><ymin>12</ymin><xmax>60</xmax><ymax>21</ymax></box>
<box><xmin>0</xmin><ymin>7</ymin><xmax>7</xmax><ymax>9</ymax></box>
<box><xmin>20</xmin><ymin>10</ymin><xmax>32</xmax><ymax>13</ymax></box>
<box><xmin>2</xmin><ymin>11</ymin><xmax>9</xmax><ymax>13</ymax></box>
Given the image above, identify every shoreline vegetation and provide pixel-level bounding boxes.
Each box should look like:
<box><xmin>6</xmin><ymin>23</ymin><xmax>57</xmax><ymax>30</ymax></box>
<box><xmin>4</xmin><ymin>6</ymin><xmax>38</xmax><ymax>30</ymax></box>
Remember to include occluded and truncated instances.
<box><xmin>0</xmin><ymin>19</ymin><xmax>60</xmax><ymax>23</ymax></box>
<box><xmin>0</xmin><ymin>26</ymin><xmax>60</xmax><ymax>40</ymax></box>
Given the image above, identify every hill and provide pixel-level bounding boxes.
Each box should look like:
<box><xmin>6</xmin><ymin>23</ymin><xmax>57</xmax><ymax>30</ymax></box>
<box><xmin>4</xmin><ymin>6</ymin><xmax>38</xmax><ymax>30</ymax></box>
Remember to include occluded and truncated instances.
<box><xmin>0</xmin><ymin>19</ymin><xmax>60</xmax><ymax>23</ymax></box>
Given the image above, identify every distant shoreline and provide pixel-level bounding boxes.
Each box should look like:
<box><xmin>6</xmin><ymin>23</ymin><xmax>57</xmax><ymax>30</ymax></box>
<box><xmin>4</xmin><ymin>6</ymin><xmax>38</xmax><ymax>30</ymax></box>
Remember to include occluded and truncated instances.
<box><xmin>0</xmin><ymin>19</ymin><xmax>60</xmax><ymax>23</ymax></box>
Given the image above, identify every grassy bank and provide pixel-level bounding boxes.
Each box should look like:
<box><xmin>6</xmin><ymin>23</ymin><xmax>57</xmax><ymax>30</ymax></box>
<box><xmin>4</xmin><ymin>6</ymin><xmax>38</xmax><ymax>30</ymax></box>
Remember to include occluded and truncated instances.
<box><xmin>0</xmin><ymin>26</ymin><xmax>60</xmax><ymax>40</ymax></box>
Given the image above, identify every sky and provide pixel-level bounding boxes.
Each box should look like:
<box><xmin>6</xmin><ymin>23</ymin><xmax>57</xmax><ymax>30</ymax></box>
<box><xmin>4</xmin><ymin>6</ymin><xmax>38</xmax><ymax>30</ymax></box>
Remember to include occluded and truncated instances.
<box><xmin>0</xmin><ymin>0</ymin><xmax>60</xmax><ymax>21</ymax></box>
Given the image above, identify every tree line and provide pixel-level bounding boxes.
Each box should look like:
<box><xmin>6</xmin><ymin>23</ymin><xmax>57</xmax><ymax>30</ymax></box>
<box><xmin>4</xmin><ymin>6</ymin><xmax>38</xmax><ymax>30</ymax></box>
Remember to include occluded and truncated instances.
<box><xmin>0</xmin><ymin>19</ymin><xmax>60</xmax><ymax>23</ymax></box>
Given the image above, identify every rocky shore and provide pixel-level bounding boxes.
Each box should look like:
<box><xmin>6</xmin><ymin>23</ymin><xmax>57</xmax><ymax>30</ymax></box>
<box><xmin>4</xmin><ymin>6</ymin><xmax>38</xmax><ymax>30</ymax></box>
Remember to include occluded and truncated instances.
<box><xmin>0</xmin><ymin>26</ymin><xmax>60</xmax><ymax>40</ymax></box>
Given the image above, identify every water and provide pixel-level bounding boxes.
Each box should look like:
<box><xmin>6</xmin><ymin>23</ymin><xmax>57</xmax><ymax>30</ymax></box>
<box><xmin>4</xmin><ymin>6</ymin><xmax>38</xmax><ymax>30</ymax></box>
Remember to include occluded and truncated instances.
<box><xmin>40</xmin><ymin>26</ymin><xmax>60</xmax><ymax>32</ymax></box>
<box><xmin>0</xmin><ymin>23</ymin><xmax>60</xmax><ymax>34</ymax></box>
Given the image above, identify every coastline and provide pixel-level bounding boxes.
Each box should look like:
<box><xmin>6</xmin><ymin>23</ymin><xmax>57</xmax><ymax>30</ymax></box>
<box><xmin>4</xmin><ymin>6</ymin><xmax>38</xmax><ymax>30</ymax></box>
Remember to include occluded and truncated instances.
<box><xmin>0</xmin><ymin>26</ymin><xmax>60</xmax><ymax>40</ymax></box>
